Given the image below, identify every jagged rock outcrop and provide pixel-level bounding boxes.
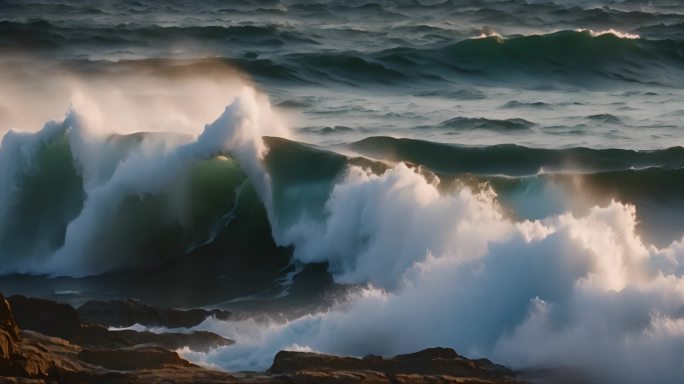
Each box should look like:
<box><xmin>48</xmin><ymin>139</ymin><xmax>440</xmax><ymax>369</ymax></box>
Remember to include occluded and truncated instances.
<box><xmin>0</xmin><ymin>294</ymin><xmax>19</xmax><ymax>365</ymax></box>
<box><xmin>77</xmin><ymin>299</ymin><xmax>234</xmax><ymax>328</ymax></box>
<box><xmin>1</xmin><ymin>294</ymin><xmax>83</xmax><ymax>379</ymax></box>
<box><xmin>6</xmin><ymin>295</ymin><xmax>234</xmax><ymax>353</ymax></box>
<box><xmin>7</xmin><ymin>295</ymin><xmax>82</xmax><ymax>340</ymax></box>
<box><xmin>78</xmin><ymin>346</ymin><xmax>195</xmax><ymax>371</ymax></box>
<box><xmin>76</xmin><ymin>325</ymin><xmax>234</xmax><ymax>352</ymax></box>
<box><xmin>0</xmin><ymin>294</ymin><xmax>237</xmax><ymax>383</ymax></box>
<box><xmin>0</xmin><ymin>295</ymin><xmax>19</xmax><ymax>340</ymax></box>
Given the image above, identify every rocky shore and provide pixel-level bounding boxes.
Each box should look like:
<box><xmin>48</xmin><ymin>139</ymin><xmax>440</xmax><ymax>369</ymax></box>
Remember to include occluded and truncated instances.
<box><xmin>0</xmin><ymin>293</ymin><xmax>526</xmax><ymax>383</ymax></box>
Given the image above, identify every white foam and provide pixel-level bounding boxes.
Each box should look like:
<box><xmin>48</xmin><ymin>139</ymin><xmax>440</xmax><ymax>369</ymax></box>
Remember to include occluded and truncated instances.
<box><xmin>184</xmin><ymin>162</ymin><xmax>684</xmax><ymax>384</ymax></box>
<box><xmin>578</xmin><ymin>28</ymin><xmax>640</xmax><ymax>39</ymax></box>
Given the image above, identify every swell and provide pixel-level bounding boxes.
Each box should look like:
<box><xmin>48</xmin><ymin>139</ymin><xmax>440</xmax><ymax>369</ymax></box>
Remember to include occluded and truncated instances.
<box><xmin>436</xmin><ymin>117</ymin><xmax>535</xmax><ymax>131</ymax></box>
<box><xmin>265</xmin><ymin>137</ymin><xmax>684</xmax><ymax>209</ymax></box>
<box><xmin>0</xmin><ymin>21</ymin><xmax>317</xmax><ymax>50</ymax></box>
<box><xmin>348</xmin><ymin>136</ymin><xmax>684</xmax><ymax>176</ymax></box>
<box><xmin>487</xmin><ymin>168</ymin><xmax>684</xmax><ymax>202</ymax></box>
<box><xmin>4</xmin><ymin>1</ymin><xmax>682</xmax><ymax>31</ymax></box>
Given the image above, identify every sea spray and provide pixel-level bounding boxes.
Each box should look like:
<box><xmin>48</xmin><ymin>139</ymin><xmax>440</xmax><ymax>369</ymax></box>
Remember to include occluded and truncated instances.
<box><xmin>149</xmin><ymin>106</ymin><xmax>682</xmax><ymax>382</ymax></box>
<box><xmin>183</xmin><ymin>166</ymin><xmax>684</xmax><ymax>383</ymax></box>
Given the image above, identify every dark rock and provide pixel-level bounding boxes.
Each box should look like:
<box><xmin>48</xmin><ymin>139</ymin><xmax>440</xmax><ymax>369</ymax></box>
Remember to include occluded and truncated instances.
<box><xmin>268</xmin><ymin>348</ymin><xmax>522</xmax><ymax>383</ymax></box>
<box><xmin>0</xmin><ymin>294</ymin><xmax>237</xmax><ymax>383</ymax></box>
<box><xmin>112</xmin><ymin>330</ymin><xmax>234</xmax><ymax>352</ymax></box>
<box><xmin>269</xmin><ymin>350</ymin><xmax>369</xmax><ymax>374</ymax></box>
<box><xmin>76</xmin><ymin>326</ymin><xmax>234</xmax><ymax>352</ymax></box>
<box><xmin>3</xmin><ymin>296</ymin><xmax>234</xmax><ymax>353</ymax></box>
<box><xmin>0</xmin><ymin>328</ymin><xmax>14</xmax><ymax>362</ymax></box>
<box><xmin>77</xmin><ymin>299</ymin><xmax>234</xmax><ymax>328</ymax></box>
<box><xmin>78</xmin><ymin>346</ymin><xmax>194</xmax><ymax>371</ymax></box>
<box><xmin>7</xmin><ymin>295</ymin><xmax>81</xmax><ymax>340</ymax></box>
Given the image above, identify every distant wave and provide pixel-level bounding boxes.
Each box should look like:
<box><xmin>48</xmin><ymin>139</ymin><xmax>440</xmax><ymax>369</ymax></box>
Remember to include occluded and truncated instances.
<box><xmin>500</xmin><ymin>100</ymin><xmax>553</xmax><ymax>109</ymax></box>
<box><xmin>436</xmin><ymin>116</ymin><xmax>535</xmax><ymax>131</ymax></box>
<box><xmin>0</xmin><ymin>20</ymin><xmax>318</xmax><ymax>49</ymax></box>
<box><xmin>2</xmin><ymin>24</ymin><xmax>683</xmax><ymax>88</ymax></box>
<box><xmin>586</xmin><ymin>113</ymin><xmax>622</xmax><ymax>124</ymax></box>
<box><xmin>250</xmin><ymin>30</ymin><xmax>684</xmax><ymax>87</ymax></box>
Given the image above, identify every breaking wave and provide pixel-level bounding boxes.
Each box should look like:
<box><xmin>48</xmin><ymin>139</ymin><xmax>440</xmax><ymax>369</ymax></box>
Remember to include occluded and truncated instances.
<box><xmin>1</xmin><ymin>86</ymin><xmax>682</xmax><ymax>383</ymax></box>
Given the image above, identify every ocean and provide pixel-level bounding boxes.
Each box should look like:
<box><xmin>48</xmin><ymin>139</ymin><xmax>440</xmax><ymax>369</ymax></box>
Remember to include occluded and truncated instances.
<box><xmin>0</xmin><ymin>1</ymin><xmax>683</xmax><ymax>383</ymax></box>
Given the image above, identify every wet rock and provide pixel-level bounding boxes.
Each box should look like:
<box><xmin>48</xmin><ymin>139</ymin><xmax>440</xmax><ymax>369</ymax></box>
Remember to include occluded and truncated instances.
<box><xmin>7</xmin><ymin>295</ymin><xmax>81</xmax><ymax>340</ymax></box>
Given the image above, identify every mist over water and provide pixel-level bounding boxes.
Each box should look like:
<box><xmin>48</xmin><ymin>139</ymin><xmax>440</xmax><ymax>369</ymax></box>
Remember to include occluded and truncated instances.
<box><xmin>1</xmin><ymin>1</ymin><xmax>684</xmax><ymax>383</ymax></box>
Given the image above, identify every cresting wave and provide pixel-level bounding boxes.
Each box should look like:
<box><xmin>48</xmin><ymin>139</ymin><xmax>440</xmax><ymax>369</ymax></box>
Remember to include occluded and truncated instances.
<box><xmin>1</xmin><ymin>87</ymin><xmax>683</xmax><ymax>383</ymax></box>
<box><xmin>3</xmin><ymin>104</ymin><xmax>684</xmax><ymax>275</ymax></box>
<box><xmin>0</xmin><ymin>86</ymin><xmax>288</xmax><ymax>276</ymax></box>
